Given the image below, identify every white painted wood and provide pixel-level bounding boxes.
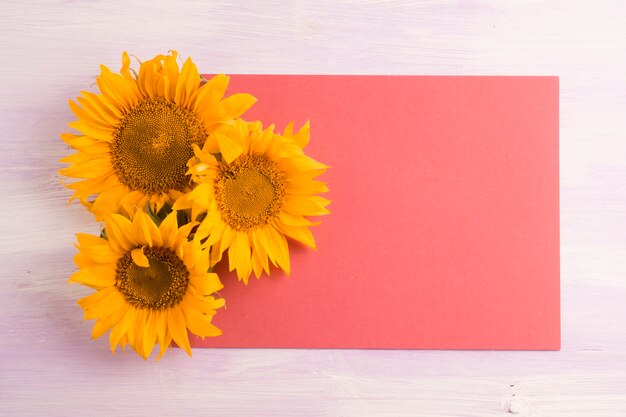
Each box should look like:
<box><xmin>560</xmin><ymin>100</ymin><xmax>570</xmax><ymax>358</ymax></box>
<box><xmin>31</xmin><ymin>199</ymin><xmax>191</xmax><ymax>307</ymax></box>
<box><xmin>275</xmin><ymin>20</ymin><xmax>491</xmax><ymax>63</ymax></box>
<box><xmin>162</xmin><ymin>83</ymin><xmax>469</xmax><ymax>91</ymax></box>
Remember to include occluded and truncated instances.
<box><xmin>1</xmin><ymin>1</ymin><xmax>626</xmax><ymax>415</ymax></box>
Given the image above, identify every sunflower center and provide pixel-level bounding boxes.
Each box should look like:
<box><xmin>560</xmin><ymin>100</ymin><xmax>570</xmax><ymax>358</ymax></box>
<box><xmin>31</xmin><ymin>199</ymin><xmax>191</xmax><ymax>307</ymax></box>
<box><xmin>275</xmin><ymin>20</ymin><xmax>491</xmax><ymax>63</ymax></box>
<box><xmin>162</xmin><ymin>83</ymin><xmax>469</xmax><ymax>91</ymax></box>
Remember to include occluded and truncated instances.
<box><xmin>116</xmin><ymin>247</ymin><xmax>189</xmax><ymax>310</ymax></box>
<box><xmin>214</xmin><ymin>154</ymin><xmax>286</xmax><ymax>231</ymax></box>
<box><xmin>112</xmin><ymin>97</ymin><xmax>207</xmax><ymax>194</ymax></box>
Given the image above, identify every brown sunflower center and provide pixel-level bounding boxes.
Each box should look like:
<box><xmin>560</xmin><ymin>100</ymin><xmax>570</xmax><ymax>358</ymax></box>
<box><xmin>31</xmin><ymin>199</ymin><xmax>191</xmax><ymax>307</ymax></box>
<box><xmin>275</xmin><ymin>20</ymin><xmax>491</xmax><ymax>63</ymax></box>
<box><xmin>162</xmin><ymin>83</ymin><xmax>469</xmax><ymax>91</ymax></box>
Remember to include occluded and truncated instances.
<box><xmin>214</xmin><ymin>154</ymin><xmax>286</xmax><ymax>231</ymax></box>
<box><xmin>116</xmin><ymin>247</ymin><xmax>189</xmax><ymax>310</ymax></box>
<box><xmin>111</xmin><ymin>97</ymin><xmax>207</xmax><ymax>194</ymax></box>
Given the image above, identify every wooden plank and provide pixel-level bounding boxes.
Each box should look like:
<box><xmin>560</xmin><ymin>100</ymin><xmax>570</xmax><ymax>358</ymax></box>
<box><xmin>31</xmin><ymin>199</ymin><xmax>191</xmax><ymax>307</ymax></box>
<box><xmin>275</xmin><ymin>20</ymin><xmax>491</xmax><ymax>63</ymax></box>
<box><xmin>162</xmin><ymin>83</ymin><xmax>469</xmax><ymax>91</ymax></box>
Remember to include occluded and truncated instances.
<box><xmin>1</xmin><ymin>1</ymin><xmax>626</xmax><ymax>415</ymax></box>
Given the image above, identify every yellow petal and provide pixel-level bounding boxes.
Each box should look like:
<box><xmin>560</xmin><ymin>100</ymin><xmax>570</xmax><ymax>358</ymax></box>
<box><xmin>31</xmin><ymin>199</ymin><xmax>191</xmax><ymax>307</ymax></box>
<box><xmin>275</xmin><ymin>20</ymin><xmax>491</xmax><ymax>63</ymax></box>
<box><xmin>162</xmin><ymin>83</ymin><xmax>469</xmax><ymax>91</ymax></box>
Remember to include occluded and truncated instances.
<box><xmin>277</xmin><ymin>223</ymin><xmax>316</xmax><ymax>249</ymax></box>
<box><xmin>75</xmin><ymin>236</ymin><xmax>119</xmax><ymax>264</ymax></box>
<box><xmin>251</xmin><ymin>230</ymin><xmax>270</xmax><ymax>275</ymax></box>
<box><xmin>228</xmin><ymin>232</ymin><xmax>251</xmax><ymax>283</ymax></box>
<box><xmin>60</xmin><ymin>158</ymin><xmax>113</xmax><ymax>179</ymax></box>
<box><xmin>119</xmin><ymin>190</ymin><xmax>146</xmax><ymax>217</ymax></box>
<box><xmin>181</xmin><ymin>303</ymin><xmax>222</xmax><ymax>338</ymax></box>
<box><xmin>183</xmin><ymin>291</ymin><xmax>224</xmax><ymax>312</ymax></box>
<box><xmin>250</xmin><ymin>249</ymin><xmax>264</xmax><ymax>278</ymax></box>
<box><xmin>195</xmin><ymin>208</ymin><xmax>221</xmax><ymax>241</ymax></box>
<box><xmin>278</xmin><ymin>211</ymin><xmax>318</xmax><ymax>227</ymax></box>
<box><xmin>282</xmin><ymin>121</ymin><xmax>295</xmax><ymax>137</ymax></box>
<box><xmin>76</xmin><ymin>94</ymin><xmax>119</xmax><ymax>125</ymax></box>
<box><xmin>248</xmin><ymin>124</ymin><xmax>274</xmax><ymax>155</ymax></box>
<box><xmin>167</xmin><ymin>306</ymin><xmax>192</xmax><ymax>357</ymax></box>
<box><xmin>231</xmin><ymin>119</ymin><xmax>250</xmax><ymax>148</ymax></box>
<box><xmin>132</xmin><ymin>308</ymin><xmax>148</xmax><ymax>359</ymax></box>
<box><xmin>83</xmin><ymin>289</ymin><xmax>126</xmax><ymax>320</ymax></box>
<box><xmin>131</xmin><ymin>247</ymin><xmax>150</xmax><ymax>267</ymax></box>
<box><xmin>286</xmin><ymin>178</ymin><xmax>329</xmax><ymax>195</ymax></box>
<box><xmin>283</xmin><ymin>195</ymin><xmax>331</xmax><ymax>216</ymax></box>
<box><xmin>213</xmin><ymin>222</ymin><xmax>233</xmax><ymax>256</ymax></box>
<box><xmin>220</xmin><ymin>93</ymin><xmax>257</xmax><ymax>119</ymax></box>
<box><xmin>155</xmin><ymin>310</ymin><xmax>169</xmax><ymax>358</ymax></box>
<box><xmin>131</xmin><ymin>211</ymin><xmax>155</xmax><ymax>246</ymax></box>
<box><xmin>67</xmin><ymin>121</ymin><xmax>113</xmax><ymax>142</ymax></box>
<box><xmin>185</xmin><ymin>182</ymin><xmax>215</xmax><ymax>211</ymax></box>
<box><xmin>104</xmin><ymin>214</ymin><xmax>136</xmax><ymax>252</ymax></box>
<box><xmin>158</xmin><ymin>211</ymin><xmax>179</xmax><ymax>248</ymax></box>
<box><xmin>97</xmin><ymin>65</ymin><xmax>139</xmax><ymax>111</ymax></box>
<box><xmin>193</xmin><ymin>74</ymin><xmax>229</xmax><ymax>113</ymax></box>
<box><xmin>109</xmin><ymin>307</ymin><xmax>132</xmax><ymax>354</ymax></box>
<box><xmin>61</xmin><ymin>132</ymin><xmax>97</xmax><ymax>148</ymax></box>
<box><xmin>292</xmin><ymin>120</ymin><xmax>310</xmax><ymax>149</ymax></box>
<box><xmin>214</xmin><ymin>131</ymin><xmax>244</xmax><ymax>164</ymax></box>
<box><xmin>91</xmin><ymin>304</ymin><xmax>128</xmax><ymax>339</ymax></box>
<box><xmin>156</xmin><ymin>332</ymin><xmax>172</xmax><ymax>361</ymax></box>
<box><xmin>265</xmin><ymin>227</ymin><xmax>291</xmax><ymax>275</ymax></box>
<box><xmin>281</xmin><ymin>154</ymin><xmax>329</xmax><ymax>174</ymax></box>
<box><xmin>120</xmin><ymin>51</ymin><xmax>134</xmax><ymax>81</ymax></box>
<box><xmin>68</xmin><ymin>266</ymin><xmax>116</xmax><ymax>288</ymax></box>
<box><xmin>142</xmin><ymin>310</ymin><xmax>158</xmax><ymax>359</ymax></box>
<box><xmin>175</xmin><ymin>57</ymin><xmax>199</xmax><ymax>107</ymax></box>
<box><xmin>77</xmin><ymin>286</ymin><xmax>117</xmax><ymax>309</ymax></box>
<box><xmin>119</xmin><ymin>334</ymin><xmax>128</xmax><ymax>349</ymax></box>
<box><xmin>190</xmin><ymin>272</ymin><xmax>223</xmax><ymax>296</ymax></box>
<box><xmin>84</xmin><ymin>90</ymin><xmax>124</xmax><ymax>120</ymax></box>
<box><xmin>68</xmin><ymin>100</ymin><xmax>113</xmax><ymax>130</ymax></box>
<box><xmin>76</xmin><ymin>233</ymin><xmax>108</xmax><ymax>248</ymax></box>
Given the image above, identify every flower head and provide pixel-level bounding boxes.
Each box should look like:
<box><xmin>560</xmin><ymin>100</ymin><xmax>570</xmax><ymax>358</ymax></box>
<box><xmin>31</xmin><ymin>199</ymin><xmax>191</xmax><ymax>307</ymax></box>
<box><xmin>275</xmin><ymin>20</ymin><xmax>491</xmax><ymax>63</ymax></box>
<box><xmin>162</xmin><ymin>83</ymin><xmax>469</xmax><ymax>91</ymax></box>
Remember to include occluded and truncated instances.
<box><xmin>60</xmin><ymin>51</ymin><xmax>256</xmax><ymax>220</ymax></box>
<box><xmin>175</xmin><ymin>119</ymin><xmax>329</xmax><ymax>283</ymax></box>
<box><xmin>70</xmin><ymin>210</ymin><xmax>224</xmax><ymax>359</ymax></box>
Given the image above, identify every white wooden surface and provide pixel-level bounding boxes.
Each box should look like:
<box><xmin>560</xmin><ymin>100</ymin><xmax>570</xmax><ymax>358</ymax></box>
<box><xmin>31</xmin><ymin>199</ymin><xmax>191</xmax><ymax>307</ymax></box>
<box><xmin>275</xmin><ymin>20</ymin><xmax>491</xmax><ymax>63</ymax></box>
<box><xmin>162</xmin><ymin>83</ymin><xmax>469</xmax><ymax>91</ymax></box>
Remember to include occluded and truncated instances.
<box><xmin>1</xmin><ymin>1</ymin><xmax>626</xmax><ymax>416</ymax></box>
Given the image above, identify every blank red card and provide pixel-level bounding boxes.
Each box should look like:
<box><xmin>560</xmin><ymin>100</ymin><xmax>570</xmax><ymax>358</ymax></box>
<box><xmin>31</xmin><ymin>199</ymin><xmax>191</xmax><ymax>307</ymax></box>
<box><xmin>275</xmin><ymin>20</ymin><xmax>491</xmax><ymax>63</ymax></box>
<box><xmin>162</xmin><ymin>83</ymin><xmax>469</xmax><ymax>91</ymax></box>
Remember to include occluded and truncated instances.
<box><xmin>193</xmin><ymin>75</ymin><xmax>560</xmax><ymax>350</ymax></box>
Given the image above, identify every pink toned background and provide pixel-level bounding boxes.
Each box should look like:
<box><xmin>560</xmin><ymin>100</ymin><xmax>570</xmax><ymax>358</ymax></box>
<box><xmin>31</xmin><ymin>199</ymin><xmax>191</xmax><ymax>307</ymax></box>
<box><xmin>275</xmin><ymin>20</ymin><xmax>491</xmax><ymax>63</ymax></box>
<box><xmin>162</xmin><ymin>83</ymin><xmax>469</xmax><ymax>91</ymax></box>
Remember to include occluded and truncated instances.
<box><xmin>195</xmin><ymin>75</ymin><xmax>560</xmax><ymax>350</ymax></box>
<box><xmin>2</xmin><ymin>1</ymin><xmax>626</xmax><ymax>416</ymax></box>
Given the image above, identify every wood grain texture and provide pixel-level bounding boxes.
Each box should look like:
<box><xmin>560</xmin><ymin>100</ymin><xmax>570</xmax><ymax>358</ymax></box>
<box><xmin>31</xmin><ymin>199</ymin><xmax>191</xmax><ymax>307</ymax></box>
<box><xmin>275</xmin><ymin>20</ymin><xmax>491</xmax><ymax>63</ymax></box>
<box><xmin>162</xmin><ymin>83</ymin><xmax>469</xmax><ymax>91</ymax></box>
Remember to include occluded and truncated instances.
<box><xmin>1</xmin><ymin>1</ymin><xmax>625</xmax><ymax>415</ymax></box>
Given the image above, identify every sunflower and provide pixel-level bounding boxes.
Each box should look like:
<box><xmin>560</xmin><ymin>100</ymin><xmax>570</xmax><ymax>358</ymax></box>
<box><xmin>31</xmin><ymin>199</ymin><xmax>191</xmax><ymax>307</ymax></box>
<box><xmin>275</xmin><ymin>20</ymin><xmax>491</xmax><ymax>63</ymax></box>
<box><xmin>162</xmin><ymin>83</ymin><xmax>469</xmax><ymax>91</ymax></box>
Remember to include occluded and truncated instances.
<box><xmin>174</xmin><ymin>119</ymin><xmax>330</xmax><ymax>283</ymax></box>
<box><xmin>69</xmin><ymin>210</ymin><xmax>224</xmax><ymax>359</ymax></box>
<box><xmin>60</xmin><ymin>51</ymin><xmax>256</xmax><ymax>221</ymax></box>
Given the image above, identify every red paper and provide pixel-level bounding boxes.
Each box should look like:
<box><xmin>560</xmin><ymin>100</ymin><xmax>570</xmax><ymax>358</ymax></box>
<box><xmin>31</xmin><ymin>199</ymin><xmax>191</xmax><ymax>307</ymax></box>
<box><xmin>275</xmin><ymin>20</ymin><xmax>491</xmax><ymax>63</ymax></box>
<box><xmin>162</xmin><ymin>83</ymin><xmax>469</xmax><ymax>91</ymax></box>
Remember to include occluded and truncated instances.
<box><xmin>193</xmin><ymin>75</ymin><xmax>560</xmax><ymax>350</ymax></box>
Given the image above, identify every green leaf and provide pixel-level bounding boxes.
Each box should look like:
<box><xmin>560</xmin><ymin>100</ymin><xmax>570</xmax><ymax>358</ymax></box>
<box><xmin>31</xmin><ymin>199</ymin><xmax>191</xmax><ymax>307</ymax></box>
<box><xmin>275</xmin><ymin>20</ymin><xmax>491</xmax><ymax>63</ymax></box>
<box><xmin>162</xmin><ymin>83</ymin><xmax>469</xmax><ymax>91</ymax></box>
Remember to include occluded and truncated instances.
<box><xmin>146</xmin><ymin>202</ymin><xmax>163</xmax><ymax>226</ymax></box>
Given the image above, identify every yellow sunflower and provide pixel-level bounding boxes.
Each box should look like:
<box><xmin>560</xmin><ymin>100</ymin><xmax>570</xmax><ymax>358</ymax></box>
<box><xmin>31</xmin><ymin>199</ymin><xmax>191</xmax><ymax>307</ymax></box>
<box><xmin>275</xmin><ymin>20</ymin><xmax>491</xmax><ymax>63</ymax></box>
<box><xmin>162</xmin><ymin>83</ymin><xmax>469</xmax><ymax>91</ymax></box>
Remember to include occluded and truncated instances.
<box><xmin>174</xmin><ymin>119</ymin><xmax>330</xmax><ymax>283</ymax></box>
<box><xmin>70</xmin><ymin>210</ymin><xmax>224</xmax><ymax>359</ymax></box>
<box><xmin>60</xmin><ymin>51</ymin><xmax>257</xmax><ymax>221</ymax></box>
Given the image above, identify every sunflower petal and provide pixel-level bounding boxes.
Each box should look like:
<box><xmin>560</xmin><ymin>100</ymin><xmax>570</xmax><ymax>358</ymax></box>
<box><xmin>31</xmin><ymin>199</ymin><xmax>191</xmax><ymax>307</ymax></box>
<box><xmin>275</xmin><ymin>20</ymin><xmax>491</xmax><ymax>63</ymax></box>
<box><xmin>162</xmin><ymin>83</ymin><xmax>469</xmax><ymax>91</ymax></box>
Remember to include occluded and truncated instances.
<box><xmin>193</xmin><ymin>74</ymin><xmax>229</xmax><ymax>112</ymax></box>
<box><xmin>109</xmin><ymin>308</ymin><xmax>132</xmax><ymax>354</ymax></box>
<box><xmin>120</xmin><ymin>51</ymin><xmax>134</xmax><ymax>81</ymax></box>
<box><xmin>142</xmin><ymin>310</ymin><xmax>158</xmax><ymax>360</ymax></box>
<box><xmin>155</xmin><ymin>310</ymin><xmax>169</xmax><ymax>359</ymax></box>
<box><xmin>167</xmin><ymin>306</ymin><xmax>192</xmax><ymax>357</ymax></box>
<box><xmin>190</xmin><ymin>272</ymin><xmax>223</xmax><ymax>296</ymax></box>
<box><xmin>131</xmin><ymin>247</ymin><xmax>150</xmax><ymax>267</ymax></box>
<box><xmin>229</xmin><ymin>232</ymin><xmax>252</xmax><ymax>283</ymax></box>
<box><xmin>133</xmin><ymin>308</ymin><xmax>148</xmax><ymax>359</ymax></box>
<box><xmin>214</xmin><ymin>131</ymin><xmax>244</xmax><ymax>164</ymax></box>
<box><xmin>265</xmin><ymin>226</ymin><xmax>291</xmax><ymax>275</ymax></box>
<box><xmin>83</xmin><ymin>289</ymin><xmax>126</xmax><ymax>320</ymax></box>
<box><xmin>105</xmin><ymin>214</ymin><xmax>136</xmax><ymax>252</ymax></box>
<box><xmin>175</xmin><ymin>57</ymin><xmax>199</xmax><ymax>107</ymax></box>
<box><xmin>283</xmin><ymin>195</ymin><xmax>331</xmax><ymax>216</ymax></box>
<box><xmin>68</xmin><ymin>266</ymin><xmax>116</xmax><ymax>288</ymax></box>
<box><xmin>91</xmin><ymin>304</ymin><xmax>128</xmax><ymax>339</ymax></box>
<box><xmin>277</xmin><ymin>222</ymin><xmax>317</xmax><ymax>249</ymax></box>
<box><xmin>68</xmin><ymin>121</ymin><xmax>113</xmax><ymax>142</ymax></box>
<box><xmin>221</xmin><ymin>93</ymin><xmax>257</xmax><ymax>119</ymax></box>
<box><xmin>181</xmin><ymin>304</ymin><xmax>222</xmax><ymax>338</ymax></box>
<box><xmin>131</xmin><ymin>211</ymin><xmax>154</xmax><ymax>246</ymax></box>
<box><xmin>159</xmin><ymin>211</ymin><xmax>179</xmax><ymax>248</ymax></box>
<box><xmin>292</xmin><ymin>120</ymin><xmax>310</xmax><ymax>149</ymax></box>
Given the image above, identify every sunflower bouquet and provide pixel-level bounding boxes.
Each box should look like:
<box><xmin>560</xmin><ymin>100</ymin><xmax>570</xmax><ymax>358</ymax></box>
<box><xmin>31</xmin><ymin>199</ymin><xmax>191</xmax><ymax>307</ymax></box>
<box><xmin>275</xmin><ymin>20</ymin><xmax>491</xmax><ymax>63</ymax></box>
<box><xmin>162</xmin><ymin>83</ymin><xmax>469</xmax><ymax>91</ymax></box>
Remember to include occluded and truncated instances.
<box><xmin>60</xmin><ymin>51</ymin><xmax>329</xmax><ymax>359</ymax></box>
